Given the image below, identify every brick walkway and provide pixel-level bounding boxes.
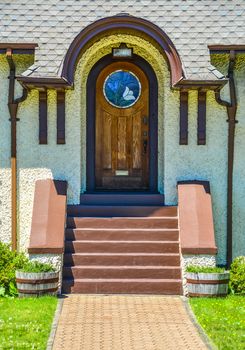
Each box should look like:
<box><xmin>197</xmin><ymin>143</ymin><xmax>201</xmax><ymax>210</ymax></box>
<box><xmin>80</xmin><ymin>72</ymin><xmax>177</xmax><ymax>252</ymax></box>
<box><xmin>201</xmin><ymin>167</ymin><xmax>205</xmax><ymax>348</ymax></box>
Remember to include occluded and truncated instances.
<box><xmin>52</xmin><ymin>295</ymin><xmax>208</xmax><ymax>350</ymax></box>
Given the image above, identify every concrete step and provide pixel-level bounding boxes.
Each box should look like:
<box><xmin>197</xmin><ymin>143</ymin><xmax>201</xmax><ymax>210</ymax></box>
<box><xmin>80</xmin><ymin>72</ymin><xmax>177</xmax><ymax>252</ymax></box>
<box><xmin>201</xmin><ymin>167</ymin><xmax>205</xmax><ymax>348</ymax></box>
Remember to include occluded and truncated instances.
<box><xmin>66</xmin><ymin>217</ymin><xmax>178</xmax><ymax>229</ymax></box>
<box><xmin>64</xmin><ymin>253</ymin><xmax>181</xmax><ymax>266</ymax></box>
<box><xmin>67</xmin><ymin>205</ymin><xmax>177</xmax><ymax>217</ymax></box>
<box><xmin>80</xmin><ymin>193</ymin><xmax>165</xmax><ymax>206</ymax></box>
<box><xmin>65</xmin><ymin>240</ymin><xmax>180</xmax><ymax>254</ymax></box>
<box><xmin>62</xmin><ymin>278</ymin><xmax>183</xmax><ymax>295</ymax></box>
<box><xmin>65</xmin><ymin>228</ymin><xmax>179</xmax><ymax>241</ymax></box>
<box><xmin>63</xmin><ymin>266</ymin><xmax>182</xmax><ymax>279</ymax></box>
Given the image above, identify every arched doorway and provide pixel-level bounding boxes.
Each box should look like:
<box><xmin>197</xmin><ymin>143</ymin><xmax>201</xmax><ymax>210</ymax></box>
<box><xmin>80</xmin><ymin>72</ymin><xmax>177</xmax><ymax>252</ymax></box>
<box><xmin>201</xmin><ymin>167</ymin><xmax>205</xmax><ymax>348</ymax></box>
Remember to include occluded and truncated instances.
<box><xmin>86</xmin><ymin>54</ymin><xmax>158</xmax><ymax>192</ymax></box>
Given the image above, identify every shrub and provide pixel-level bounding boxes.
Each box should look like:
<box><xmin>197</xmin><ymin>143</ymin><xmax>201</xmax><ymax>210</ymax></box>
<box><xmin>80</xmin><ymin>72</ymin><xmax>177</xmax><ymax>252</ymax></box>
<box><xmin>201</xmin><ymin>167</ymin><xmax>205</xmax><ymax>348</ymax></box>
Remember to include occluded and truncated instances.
<box><xmin>186</xmin><ymin>265</ymin><xmax>225</xmax><ymax>273</ymax></box>
<box><xmin>0</xmin><ymin>242</ymin><xmax>28</xmax><ymax>296</ymax></box>
<box><xmin>229</xmin><ymin>256</ymin><xmax>245</xmax><ymax>294</ymax></box>
<box><xmin>19</xmin><ymin>261</ymin><xmax>56</xmax><ymax>273</ymax></box>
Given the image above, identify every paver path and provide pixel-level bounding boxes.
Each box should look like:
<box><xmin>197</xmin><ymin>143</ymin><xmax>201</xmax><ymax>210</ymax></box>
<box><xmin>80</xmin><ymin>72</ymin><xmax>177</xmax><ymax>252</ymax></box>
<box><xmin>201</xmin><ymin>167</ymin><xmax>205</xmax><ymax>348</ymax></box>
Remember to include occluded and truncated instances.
<box><xmin>52</xmin><ymin>295</ymin><xmax>209</xmax><ymax>350</ymax></box>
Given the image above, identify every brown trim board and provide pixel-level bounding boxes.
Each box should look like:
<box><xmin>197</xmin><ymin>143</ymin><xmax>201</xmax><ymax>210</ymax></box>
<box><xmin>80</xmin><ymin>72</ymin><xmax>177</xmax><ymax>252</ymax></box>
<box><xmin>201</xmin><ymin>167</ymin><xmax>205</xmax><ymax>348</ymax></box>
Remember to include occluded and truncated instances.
<box><xmin>0</xmin><ymin>43</ymin><xmax>38</xmax><ymax>55</ymax></box>
<box><xmin>197</xmin><ymin>91</ymin><xmax>207</xmax><ymax>145</ymax></box>
<box><xmin>0</xmin><ymin>43</ymin><xmax>38</xmax><ymax>49</ymax></box>
<box><xmin>57</xmin><ymin>91</ymin><xmax>66</xmax><ymax>144</ymax></box>
<box><xmin>175</xmin><ymin>79</ymin><xmax>227</xmax><ymax>90</ymax></box>
<box><xmin>179</xmin><ymin>91</ymin><xmax>188</xmax><ymax>145</ymax></box>
<box><xmin>209</xmin><ymin>44</ymin><xmax>245</xmax><ymax>53</ymax></box>
<box><xmin>17</xmin><ymin>76</ymin><xmax>70</xmax><ymax>90</ymax></box>
<box><xmin>39</xmin><ymin>91</ymin><xmax>48</xmax><ymax>144</ymax></box>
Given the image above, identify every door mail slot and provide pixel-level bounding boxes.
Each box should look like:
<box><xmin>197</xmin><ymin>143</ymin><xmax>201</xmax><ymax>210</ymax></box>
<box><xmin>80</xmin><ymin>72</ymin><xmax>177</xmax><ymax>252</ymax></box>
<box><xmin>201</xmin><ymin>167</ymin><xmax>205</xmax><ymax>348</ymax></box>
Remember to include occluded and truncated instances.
<box><xmin>115</xmin><ymin>170</ymin><xmax>129</xmax><ymax>176</ymax></box>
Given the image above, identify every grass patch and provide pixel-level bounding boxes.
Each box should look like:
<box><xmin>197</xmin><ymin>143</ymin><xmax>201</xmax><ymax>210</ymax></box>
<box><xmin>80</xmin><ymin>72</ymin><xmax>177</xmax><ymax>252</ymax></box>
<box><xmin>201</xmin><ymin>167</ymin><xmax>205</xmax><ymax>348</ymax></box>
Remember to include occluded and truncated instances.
<box><xmin>186</xmin><ymin>266</ymin><xmax>225</xmax><ymax>273</ymax></box>
<box><xmin>190</xmin><ymin>295</ymin><xmax>245</xmax><ymax>350</ymax></box>
<box><xmin>0</xmin><ymin>296</ymin><xmax>57</xmax><ymax>350</ymax></box>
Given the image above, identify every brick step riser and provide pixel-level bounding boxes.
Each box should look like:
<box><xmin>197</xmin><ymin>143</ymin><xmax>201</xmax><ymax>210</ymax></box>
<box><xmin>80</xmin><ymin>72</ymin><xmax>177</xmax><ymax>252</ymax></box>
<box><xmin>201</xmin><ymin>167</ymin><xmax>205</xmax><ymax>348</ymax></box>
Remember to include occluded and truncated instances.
<box><xmin>62</xmin><ymin>281</ymin><xmax>183</xmax><ymax>295</ymax></box>
<box><xmin>65</xmin><ymin>242</ymin><xmax>179</xmax><ymax>254</ymax></box>
<box><xmin>64</xmin><ymin>254</ymin><xmax>181</xmax><ymax>266</ymax></box>
<box><xmin>67</xmin><ymin>206</ymin><xmax>177</xmax><ymax>217</ymax></box>
<box><xmin>63</xmin><ymin>267</ymin><xmax>182</xmax><ymax>279</ymax></box>
<box><xmin>65</xmin><ymin>229</ymin><xmax>179</xmax><ymax>241</ymax></box>
<box><xmin>67</xmin><ymin>217</ymin><xmax>178</xmax><ymax>229</ymax></box>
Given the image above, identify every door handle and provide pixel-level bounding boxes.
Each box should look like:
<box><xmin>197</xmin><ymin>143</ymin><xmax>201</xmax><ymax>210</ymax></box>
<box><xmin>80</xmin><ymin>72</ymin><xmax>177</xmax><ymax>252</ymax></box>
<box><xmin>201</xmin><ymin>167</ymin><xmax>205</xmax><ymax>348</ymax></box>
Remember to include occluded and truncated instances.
<box><xmin>143</xmin><ymin>139</ymin><xmax>148</xmax><ymax>154</ymax></box>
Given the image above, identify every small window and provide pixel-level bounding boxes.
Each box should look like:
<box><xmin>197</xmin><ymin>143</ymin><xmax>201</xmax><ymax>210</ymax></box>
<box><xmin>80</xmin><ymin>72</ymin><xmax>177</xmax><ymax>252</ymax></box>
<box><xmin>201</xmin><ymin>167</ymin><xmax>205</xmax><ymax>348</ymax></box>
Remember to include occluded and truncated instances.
<box><xmin>103</xmin><ymin>70</ymin><xmax>141</xmax><ymax>108</ymax></box>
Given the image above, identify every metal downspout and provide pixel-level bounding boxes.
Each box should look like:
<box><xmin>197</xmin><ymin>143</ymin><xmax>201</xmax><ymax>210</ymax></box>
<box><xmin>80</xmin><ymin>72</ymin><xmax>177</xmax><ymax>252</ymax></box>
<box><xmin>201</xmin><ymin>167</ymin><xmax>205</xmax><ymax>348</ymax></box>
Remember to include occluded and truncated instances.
<box><xmin>6</xmin><ymin>48</ymin><xmax>28</xmax><ymax>251</ymax></box>
<box><xmin>215</xmin><ymin>50</ymin><xmax>237</xmax><ymax>267</ymax></box>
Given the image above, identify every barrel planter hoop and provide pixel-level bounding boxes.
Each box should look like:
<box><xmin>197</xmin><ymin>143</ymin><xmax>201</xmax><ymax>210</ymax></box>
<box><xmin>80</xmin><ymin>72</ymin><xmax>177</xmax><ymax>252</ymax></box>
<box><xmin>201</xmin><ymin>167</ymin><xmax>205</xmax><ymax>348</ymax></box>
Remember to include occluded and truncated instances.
<box><xmin>186</xmin><ymin>271</ymin><xmax>230</xmax><ymax>297</ymax></box>
<box><xmin>16</xmin><ymin>271</ymin><xmax>59</xmax><ymax>297</ymax></box>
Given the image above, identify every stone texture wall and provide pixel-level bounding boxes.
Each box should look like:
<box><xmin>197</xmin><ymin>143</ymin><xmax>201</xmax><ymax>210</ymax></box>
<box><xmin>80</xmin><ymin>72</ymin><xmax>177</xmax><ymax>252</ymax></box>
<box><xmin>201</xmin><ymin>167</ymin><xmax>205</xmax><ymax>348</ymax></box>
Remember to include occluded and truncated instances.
<box><xmin>29</xmin><ymin>254</ymin><xmax>63</xmax><ymax>293</ymax></box>
<box><xmin>181</xmin><ymin>254</ymin><xmax>216</xmax><ymax>296</ymax></box>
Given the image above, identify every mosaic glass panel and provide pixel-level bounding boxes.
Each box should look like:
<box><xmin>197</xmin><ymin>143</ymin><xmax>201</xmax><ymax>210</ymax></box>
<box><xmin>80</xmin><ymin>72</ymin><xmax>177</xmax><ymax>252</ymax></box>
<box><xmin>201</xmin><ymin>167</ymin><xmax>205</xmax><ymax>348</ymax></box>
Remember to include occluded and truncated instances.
<box><xmin>103</xmin><ymin>70</ymin><xmax>141</xmax><ymax>108</ymax></box>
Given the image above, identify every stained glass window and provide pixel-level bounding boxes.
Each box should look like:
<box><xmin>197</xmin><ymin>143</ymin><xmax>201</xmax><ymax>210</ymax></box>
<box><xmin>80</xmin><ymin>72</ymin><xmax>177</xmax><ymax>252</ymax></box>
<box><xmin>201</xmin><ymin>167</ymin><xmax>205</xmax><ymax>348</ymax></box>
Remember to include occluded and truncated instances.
<box><xmin>103</xmin><ymin>70</ymin><xmax>141</xmax><ymax>108</ymax></box>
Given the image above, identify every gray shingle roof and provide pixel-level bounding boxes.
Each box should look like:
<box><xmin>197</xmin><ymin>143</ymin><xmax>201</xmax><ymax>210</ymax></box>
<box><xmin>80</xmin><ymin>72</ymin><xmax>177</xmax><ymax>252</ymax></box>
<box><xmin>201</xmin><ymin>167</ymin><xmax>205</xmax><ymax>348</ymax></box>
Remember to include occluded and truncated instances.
<box><xmin>0</xmin><ymin>0</ymin><xmax>244</xmax><ymax>80</ymax></box>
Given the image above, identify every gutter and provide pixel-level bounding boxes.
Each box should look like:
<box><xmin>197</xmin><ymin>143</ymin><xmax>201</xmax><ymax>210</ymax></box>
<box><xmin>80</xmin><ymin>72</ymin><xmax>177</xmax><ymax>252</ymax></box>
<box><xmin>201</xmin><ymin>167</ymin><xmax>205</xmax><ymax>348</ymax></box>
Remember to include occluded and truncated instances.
<box><xmin>212</xmin><ymin>49</ymin><xmax>238</xmax><ymax>268</ymax></box>
<box><xmin>5</xmin><ymin>46</ymin><xmax>36</xmax><ymax>250</ymax></box>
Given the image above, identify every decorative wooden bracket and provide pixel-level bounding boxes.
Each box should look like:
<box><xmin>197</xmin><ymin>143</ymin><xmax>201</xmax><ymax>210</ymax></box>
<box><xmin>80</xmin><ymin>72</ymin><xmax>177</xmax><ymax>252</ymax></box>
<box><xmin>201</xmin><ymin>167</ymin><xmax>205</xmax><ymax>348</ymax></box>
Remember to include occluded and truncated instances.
<box><xmin>39</xmin><ymin>91</ymin><xmax>48</xmax><ymax>144</ymax></box>
<box><xmin>197</xmin><ymin>91</ymin><xmax>207</xmax><ymax>145</ymax></box>
<box><xmin>179</xmin><ymin>90</ymin><xmax>188</xmax><ymax>145</ymax></box>
<box><xmin>57</xmin><ymin>91</ymin><xmax>66</xmax><ymax>144</ymax></box>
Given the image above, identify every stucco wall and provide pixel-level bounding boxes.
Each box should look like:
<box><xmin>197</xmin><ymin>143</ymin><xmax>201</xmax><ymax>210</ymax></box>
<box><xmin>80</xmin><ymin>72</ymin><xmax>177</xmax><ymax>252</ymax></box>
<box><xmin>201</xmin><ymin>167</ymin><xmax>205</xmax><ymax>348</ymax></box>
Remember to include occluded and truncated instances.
<box><xmin>0</xmin><ymin>44</ymin><xmax>244</xmax><ymax>264</ymax></box>
<box><xmin>0</xmin><ymin>55</ymin><xmax>34</xmax><ymax>245</ymax></box>
<box><xmin>164</xmin><ymin>89</ymin><xmax>228</xmax><ymax>264</ymax></box>
<box><xmin>233</xmin><ymin>60</ymin><xmax>245</xmax><ymax>259</ymax></box>
<box><xmin>208</xmin><ymin>54</ymin><xmax>245</xmax><ymax>260</ymax></box>
<box><xmin>17</xmin><ymin>88</ymin><xmax>81</xmax><ymax>249</ymax></box>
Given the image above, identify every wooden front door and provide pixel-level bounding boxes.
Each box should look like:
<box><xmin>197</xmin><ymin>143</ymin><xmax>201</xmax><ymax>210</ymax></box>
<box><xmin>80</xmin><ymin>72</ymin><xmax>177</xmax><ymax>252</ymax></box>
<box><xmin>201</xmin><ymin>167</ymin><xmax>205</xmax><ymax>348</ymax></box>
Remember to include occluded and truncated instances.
<box><xmin>95</xmin><ymin>61</ymin><xmax>149</xmax><ymax>190</ymax></box>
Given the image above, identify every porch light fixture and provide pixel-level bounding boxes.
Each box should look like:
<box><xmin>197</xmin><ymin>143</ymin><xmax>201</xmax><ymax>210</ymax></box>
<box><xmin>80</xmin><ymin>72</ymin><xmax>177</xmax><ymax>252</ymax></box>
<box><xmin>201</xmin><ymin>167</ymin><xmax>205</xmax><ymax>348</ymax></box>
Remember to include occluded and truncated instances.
<box><xmin>112</xmin><ymin>43</ymin><xmax>133</xmax><ymax>58</ymax></box>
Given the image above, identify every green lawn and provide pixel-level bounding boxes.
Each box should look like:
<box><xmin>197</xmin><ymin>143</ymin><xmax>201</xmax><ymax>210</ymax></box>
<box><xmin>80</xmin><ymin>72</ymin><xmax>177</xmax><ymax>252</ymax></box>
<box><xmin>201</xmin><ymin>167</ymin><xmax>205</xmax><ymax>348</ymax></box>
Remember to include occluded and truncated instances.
<box><xmin>0</xmin><ymin>296</ymin><xmax>57</xmax><ymax>350</ymax></box>
<box><xmin>190</xmin><ymin>295</ymin><xmax>245</xmax><ymax>350</ymax></box>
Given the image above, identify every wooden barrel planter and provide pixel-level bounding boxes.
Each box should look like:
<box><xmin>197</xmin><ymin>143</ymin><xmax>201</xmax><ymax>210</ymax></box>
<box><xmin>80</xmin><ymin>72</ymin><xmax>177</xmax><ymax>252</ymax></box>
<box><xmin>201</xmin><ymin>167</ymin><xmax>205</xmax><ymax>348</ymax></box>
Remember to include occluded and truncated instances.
<box><xmin>186</xmin><ymin>271</ymin><xmax>230</xmax><ymax>297</ymax></box>
<box><xmin>16</xmin><ymin>271</ymin><xmax>59</xmax><ymax>297</ymax></box>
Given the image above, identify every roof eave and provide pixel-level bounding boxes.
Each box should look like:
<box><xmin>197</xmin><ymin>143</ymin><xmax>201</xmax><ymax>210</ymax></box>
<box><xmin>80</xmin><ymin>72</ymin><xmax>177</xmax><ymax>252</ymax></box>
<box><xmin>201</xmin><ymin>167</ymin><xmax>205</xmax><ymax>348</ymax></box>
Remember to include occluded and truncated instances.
<box><xmin>209</xmin><ymin>44</ymin><xmax>245</xmax><ymax>54</ymax></box>
<box><xmin>0</xmin><ymin>43</ymin><xmax>38</xmax><ymax>54</ymax></box>
<box><xmin>173</xmin><ymin>78</ymin><xmax>228</xmax><ymax>90</ymax></box>
<box><xmin>16</xmin><ymin>76</ymin><xmax>71</xmax><ymax>90</ymax></box>
<box><xmin>17</xmin><ymin>75</ymin><xmax>228</xmax><ymax>91</ymax></box>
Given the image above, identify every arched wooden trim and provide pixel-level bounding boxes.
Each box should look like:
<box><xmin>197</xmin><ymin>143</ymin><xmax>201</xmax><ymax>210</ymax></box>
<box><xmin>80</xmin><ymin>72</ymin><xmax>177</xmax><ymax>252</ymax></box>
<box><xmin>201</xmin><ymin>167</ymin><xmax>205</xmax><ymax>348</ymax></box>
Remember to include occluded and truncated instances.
<box><xmin>61</xmin><ymin>15</ymin><xmax>184</xmax><ymax>87</ymax></box>
<box><xmin>86</xmin><ymin>54</ymin><xmax>158</xmax><ymax>192</ymax></box>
